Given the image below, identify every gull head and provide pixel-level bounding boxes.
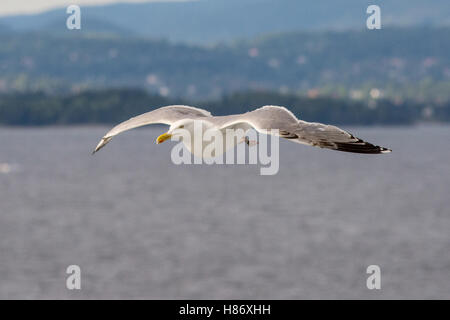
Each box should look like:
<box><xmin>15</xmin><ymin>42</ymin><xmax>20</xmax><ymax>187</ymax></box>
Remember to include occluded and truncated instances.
<box><xmin>156</xmin><ymin>119</ymin><xmax>195</xmax><ymax>144</ymax></box>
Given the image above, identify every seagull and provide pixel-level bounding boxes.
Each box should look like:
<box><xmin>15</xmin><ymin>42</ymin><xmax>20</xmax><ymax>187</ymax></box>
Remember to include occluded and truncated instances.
<box><xmin>92</xmin><ymin>105</ymin><xmax>391</xmax><ymax>156</ymax></box>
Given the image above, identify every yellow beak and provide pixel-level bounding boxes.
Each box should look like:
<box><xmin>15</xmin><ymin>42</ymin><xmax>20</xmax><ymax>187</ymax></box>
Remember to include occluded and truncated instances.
<box><xmin>156</xmin><ymin>132</ymin><xmax>172</xmax><ymax>144</ymax></box>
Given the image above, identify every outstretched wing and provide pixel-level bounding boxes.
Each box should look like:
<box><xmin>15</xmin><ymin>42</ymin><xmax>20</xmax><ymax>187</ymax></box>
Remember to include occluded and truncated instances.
<box><xmin>216</xmin><ymin>105</ymin><xmax>391</xmax><ymax>154</ymax></box>
<box><xmin>92</xmin><ymin>105</ymin><xmax>212</xmax><ymax>154</ymax></box>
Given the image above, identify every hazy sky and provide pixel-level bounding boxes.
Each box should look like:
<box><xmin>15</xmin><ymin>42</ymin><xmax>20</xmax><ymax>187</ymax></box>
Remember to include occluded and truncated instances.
<box><xmin>0</xmin><ymin>0</ymin><xmax>192</xmax><ymax>16</ymax></box>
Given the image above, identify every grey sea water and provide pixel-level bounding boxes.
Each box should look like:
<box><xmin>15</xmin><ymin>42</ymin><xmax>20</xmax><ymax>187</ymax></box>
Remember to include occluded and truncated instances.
<box><xmin>0</xmin><ymin>126</ymin><xmax>449</xmax><ymax>299</ymax></box>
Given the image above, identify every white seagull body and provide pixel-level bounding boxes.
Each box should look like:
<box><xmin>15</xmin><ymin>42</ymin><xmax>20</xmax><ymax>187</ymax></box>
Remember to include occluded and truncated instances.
<box><xmin>93</xmin><ymin>105</ymin><xmax>391</xmax><ymax>155</ymax></box>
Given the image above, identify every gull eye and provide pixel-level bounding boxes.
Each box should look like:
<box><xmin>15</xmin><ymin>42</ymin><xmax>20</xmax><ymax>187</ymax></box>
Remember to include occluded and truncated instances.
<box><xmin>179</xmin><ymin>125</ymin><xmax>184</xmax><ymax>129</ymax></box>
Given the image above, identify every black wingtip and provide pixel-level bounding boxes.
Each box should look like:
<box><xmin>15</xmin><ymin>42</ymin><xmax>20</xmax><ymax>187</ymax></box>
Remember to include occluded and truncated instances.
<box><xmin>92</xmin><ymin>137</ymin><xmax>112</xmax><ymax>155</ymax></box>
<box><xmin>334</xmin><ymin>139</ymin><xmax>392</xmax><ymax>154</ymax></box>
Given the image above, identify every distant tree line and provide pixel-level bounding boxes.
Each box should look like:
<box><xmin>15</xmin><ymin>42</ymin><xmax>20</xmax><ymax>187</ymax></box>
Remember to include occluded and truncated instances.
<box><xmin>0</xmin><ymin>89</ymin><xmax>449</xmax><ymax>126</ymax></box>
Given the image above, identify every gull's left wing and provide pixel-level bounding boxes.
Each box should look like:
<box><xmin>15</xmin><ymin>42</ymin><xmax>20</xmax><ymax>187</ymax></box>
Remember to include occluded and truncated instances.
<box><xmin>215</xmin><ymin>105</ymin><xmax>392</xmax><ymax>154</ymax></box>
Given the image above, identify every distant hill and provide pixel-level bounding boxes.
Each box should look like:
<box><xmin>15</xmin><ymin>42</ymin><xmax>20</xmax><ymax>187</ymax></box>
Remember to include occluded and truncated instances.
<box><xmin>0</xmin><ymin>27</ymin><xmax>448</xmax><ymax>101</ymax></box>
<box><xmin>41</xmin><ymin>17</ymin><xmax>134</xmax><ymax>37</ymax></box>
<box><xmin>0</xmin><ymin>23</ymin><xmax>10</xmax><ymax>33</ymax></box>
<box><xmin>0</xmin><ymin>0</ymin><xmax>449</xmax><ymax>43</ymax></box>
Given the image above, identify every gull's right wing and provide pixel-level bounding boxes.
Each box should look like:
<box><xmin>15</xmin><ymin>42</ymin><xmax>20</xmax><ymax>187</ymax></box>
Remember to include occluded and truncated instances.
<box><xmin>92</xmin><ymin>105</ymin><xmax>212</xmax><ymax>154</ymax></box>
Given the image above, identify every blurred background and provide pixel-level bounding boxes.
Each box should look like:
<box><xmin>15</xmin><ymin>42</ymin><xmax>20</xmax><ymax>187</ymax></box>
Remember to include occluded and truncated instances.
<box><xmin>0</xmin><ymin>0</ymin><xmax>449</xmax><ymax>299</ymax></box>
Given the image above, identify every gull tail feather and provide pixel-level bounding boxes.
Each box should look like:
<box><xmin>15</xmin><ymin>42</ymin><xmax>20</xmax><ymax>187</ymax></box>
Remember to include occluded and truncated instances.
<box><xmin>92</xmin><ymin>137</ymin><xmax>112</xmax><ymax>155</ymax></box>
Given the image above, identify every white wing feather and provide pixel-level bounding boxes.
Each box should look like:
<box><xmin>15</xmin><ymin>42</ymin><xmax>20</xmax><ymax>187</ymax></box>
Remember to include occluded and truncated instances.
<box><xmin>93</xmin><ymin>105</ymin><xmax>391</xmax><ymax>154</ymax></box>
<box><xmin>214</xmin><ymin>106</ymin><xmax>391</xmax><ymax>154</ymax></box>
<box><xmin>93</xmin><ymin>105</ymin><xmax>212</xmax><ymax>153</ymax></box>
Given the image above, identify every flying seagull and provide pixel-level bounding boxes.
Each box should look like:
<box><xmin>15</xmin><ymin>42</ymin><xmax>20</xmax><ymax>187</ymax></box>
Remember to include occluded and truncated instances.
<box><xmin>93</xmin><ymin>105</ymin><xmax>391</xmax><ymax>156</ymax></box>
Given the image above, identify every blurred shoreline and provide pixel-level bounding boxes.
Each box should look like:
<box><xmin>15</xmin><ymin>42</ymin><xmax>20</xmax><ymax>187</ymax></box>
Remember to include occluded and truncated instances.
<box><xmin>1</xmin><ymin>89</ymin><xmax>449</xmax><ymax>126</ymax></box>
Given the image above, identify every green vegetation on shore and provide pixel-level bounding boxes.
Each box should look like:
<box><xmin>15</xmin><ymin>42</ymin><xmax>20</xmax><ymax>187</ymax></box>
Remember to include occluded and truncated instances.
<box><xmin>1</xmin><ymin>89</ymin><xmax>448</xmax><ymax>126</ymax></box>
